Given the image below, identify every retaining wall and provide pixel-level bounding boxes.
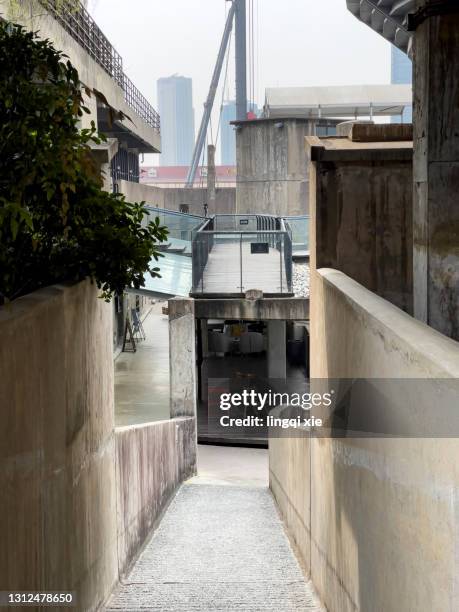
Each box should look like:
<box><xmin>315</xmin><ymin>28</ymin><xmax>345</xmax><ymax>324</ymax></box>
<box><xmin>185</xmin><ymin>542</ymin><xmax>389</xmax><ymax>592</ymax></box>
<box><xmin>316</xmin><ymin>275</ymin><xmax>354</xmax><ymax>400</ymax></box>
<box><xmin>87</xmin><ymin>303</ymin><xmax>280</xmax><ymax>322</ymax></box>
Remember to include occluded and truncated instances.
<box><xmin>0</xmin><ymin>282</ymin><xmax>197</xmax><ymax>611</ymax></box>
<box><xmin>0</xmin><ymin>281</ymin><xmax>118</xmax><ymax>612</ymax></box>
<box><xmin>270</xmin><ymin>269</ymin><xmax>459</xmax><ymax>612</ymax></box>
<box><xmin>115</xmin><ymin>418</ymin><xmax>196</xmax><ymax>576</ymax></box>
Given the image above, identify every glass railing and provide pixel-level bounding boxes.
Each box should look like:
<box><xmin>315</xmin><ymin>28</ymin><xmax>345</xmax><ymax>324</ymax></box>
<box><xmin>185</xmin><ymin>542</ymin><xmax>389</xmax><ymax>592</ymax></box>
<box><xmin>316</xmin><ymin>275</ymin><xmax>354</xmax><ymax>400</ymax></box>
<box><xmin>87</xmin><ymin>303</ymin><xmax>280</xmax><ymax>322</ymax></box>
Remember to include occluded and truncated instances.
<box><xmin>145</xmin><ymin>206</ymin><xmax>205</xmax><ymax>242</ymax></box>
<box><xmin>191</xmin><ymin>216</ymin><xmax>293</xmax><ymax>296</ymax></box>
<box><xmin>283</xmin><ymin>216</ymin><xmax>310</xmax><ymax>254</ymax></box>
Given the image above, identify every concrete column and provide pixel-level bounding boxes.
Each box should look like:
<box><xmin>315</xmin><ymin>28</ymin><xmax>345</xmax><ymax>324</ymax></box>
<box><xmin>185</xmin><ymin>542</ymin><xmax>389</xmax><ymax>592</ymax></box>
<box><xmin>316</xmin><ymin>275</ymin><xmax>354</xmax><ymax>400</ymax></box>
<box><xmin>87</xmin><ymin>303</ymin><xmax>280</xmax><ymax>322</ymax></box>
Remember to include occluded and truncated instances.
<box><xmin>169</xmin><ymin>298</ymin><xmax>196</xmax><ymax>418</ymax></box>
<box><xmin>413</xmin><ymin>3</ymin><xmax>459</xmax><ymax>340</ymax></box>
<box><xmin>268</xmin><ymin>320</ymin><xmax>287</xmax><ymax>379</ymax></box>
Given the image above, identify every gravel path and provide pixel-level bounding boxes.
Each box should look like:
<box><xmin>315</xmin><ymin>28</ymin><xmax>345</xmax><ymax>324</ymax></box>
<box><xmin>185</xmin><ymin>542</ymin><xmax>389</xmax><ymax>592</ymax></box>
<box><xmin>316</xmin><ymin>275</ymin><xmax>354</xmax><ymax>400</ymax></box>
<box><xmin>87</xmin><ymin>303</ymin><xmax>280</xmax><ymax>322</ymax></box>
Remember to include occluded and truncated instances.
<box><xmin>293</xmin><ymin>262</ymin><xmax>310</xmax><ymax>298</ymax></box>
<box><xmin>106</xmin><ymin>484</ymin><xmax>322</xmax><ymax>611</ymax></box>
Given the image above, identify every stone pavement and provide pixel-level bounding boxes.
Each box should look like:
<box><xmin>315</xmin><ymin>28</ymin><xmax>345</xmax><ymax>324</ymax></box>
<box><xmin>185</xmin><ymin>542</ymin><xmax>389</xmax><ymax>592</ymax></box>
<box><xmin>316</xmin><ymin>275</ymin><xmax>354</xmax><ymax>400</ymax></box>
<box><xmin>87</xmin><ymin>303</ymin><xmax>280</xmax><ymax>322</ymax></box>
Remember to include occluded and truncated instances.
<box><xmin>105</xmin><ymin>483</ymin><xmax>322</xmax><ymax>611</ymax></box>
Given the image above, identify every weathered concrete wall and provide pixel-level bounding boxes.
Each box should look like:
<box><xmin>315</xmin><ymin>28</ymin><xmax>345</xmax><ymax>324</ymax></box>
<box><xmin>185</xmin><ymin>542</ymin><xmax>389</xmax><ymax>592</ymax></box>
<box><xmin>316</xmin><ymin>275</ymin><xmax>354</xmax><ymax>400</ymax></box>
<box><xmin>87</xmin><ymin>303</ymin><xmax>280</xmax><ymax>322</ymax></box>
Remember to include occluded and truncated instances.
<box><xmin>270</xmin><ymin>269</ymin><xmax>459</xmax><ymax>612</ymax></box>
<box><xmin>1</xmin><ymin>0</ymin><xmax>160</xmax><ymax>153</ymax></box>
<box><xmin>269</xmin><ymin>434</ymin><xmax>311</xmax><ymax>572</ymax></box>
<box><xmin>235</xmin><ymin>118</ymin><xmax>315</xmax><ymax>216</ymax></box>
<box><xmin>169</xmin><ymin>298</ymin><xmax>197</xmax><ymax>418</ymax></box>
<box><xmin>413</xmin><ymin>8</ymin><xmax>459</xmax><ymax>340</ymax></box>
<box><xmin>115</xmin><ymin>418</ymin><xmax>197</xmax><ymax>575</ymax></box>
<box><xmin>309</xmin><ymin>138</ymin><xmax>413</xmax><ymax>313</ymax></box>
<box><xmin>194</xmin><ymin>296</ymin><xmax>309</xmax><ymax>321</ymax></box>
<box><xmin>0</xmin><ymin>281</ymin><xmax>118</xmax><ymax>612</ymax></box>
<box><xmin>118</xmin><ymin>180</ymin><xmax>236</xmax><ymax>216</ymax></box>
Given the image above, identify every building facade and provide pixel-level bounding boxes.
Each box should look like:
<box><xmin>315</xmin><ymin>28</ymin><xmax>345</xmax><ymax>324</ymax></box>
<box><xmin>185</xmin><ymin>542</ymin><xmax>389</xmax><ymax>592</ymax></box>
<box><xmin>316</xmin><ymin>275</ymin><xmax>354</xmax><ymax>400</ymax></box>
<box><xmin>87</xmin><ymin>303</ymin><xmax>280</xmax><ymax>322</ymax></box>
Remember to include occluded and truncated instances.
<box><xmin>391</xmin><ymin>46</ymin><xmax>413</xmax><ymax>122</ymax></box>
<box><xmin>157</xmin><ymin>75</ymin><xmax>195</xmax><ymax>166</ymax></box>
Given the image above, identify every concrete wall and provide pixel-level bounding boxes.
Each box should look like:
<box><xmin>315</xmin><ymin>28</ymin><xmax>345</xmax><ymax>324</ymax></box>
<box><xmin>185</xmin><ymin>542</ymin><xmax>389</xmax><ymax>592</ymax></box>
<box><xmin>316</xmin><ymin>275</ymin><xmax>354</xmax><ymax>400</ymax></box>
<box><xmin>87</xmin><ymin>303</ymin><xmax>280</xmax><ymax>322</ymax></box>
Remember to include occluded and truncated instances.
<box><xmin>309</xmin><ymin>138</ymin><xmax>413</xmax><ymax>313</ymax></box>
<box><xmin>118</xmin><ymin>180</ymin><xmax>236</xmax><ymax>216</ymax></box>
<box><xmin>235</xmin><ymin>118</ymin><xmax>315</xmax><ymax>216</ymax></box>
<box><xmin>413</xmin><ymin>11</ymin><xmax>459</xmax><ymax>340</ymax></box>
<box><xmin>0</xmin><ymin>282</ymin><xmax>198</xmax><ymax>610</ymax></box>
<box><xmin>0</xmin><ymin>281</ymin><xmax>118</xmax><ymax>612</ymax></box>
<box><xmin>270</xmin><ymin>269</ymin><xmax>459</xmax><ymax>612</ymax></box>
<box><xmin>2</xmin><ymin>0</ymin><xmax>160</xmax><ymax>153</ymax></box>
<box><xmin>115</xmin><ymin>418</ymin><xmax>196</xmax><ymax>576</ymax></box>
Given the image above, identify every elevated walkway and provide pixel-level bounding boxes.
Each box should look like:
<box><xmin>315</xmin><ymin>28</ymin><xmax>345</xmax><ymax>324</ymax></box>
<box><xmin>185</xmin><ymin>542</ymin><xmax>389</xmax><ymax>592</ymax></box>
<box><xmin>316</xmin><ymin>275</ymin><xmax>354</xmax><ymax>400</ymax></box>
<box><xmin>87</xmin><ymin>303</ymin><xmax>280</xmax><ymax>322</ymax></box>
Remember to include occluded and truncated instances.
<box><xmin>191</xmin><ymin>215</ymin><xmax>294</xmax><ymax>298</ymax></box>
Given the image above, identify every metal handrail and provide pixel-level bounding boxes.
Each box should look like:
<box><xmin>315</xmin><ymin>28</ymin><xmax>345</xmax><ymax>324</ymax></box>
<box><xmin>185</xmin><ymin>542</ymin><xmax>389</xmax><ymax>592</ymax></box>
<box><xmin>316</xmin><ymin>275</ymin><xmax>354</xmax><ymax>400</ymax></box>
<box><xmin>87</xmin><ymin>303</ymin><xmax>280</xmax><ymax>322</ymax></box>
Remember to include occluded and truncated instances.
<box><xmin>43</xmin><ymin>1</ymin><xmax>160</xmax><ymax>131</ymax></box>
<box><xmin>123</xmin><ymin>74</ymin><xmax>161</xmax><ymax>131</ymax></box>
<box><xmin>198</xmin><ymin>230</ymin><xmax>289</xmax><ymax>235</ymax></box>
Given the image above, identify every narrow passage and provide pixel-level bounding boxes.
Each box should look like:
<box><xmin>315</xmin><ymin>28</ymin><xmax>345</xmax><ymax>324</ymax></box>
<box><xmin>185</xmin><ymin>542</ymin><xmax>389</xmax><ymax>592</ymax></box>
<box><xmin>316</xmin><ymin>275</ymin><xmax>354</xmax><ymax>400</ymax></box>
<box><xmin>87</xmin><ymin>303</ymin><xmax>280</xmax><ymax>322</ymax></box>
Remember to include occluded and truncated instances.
<box><xmin>106</xmin><ymin>482</ymin><xmax>322</xmax><ymax>611</ymax></box>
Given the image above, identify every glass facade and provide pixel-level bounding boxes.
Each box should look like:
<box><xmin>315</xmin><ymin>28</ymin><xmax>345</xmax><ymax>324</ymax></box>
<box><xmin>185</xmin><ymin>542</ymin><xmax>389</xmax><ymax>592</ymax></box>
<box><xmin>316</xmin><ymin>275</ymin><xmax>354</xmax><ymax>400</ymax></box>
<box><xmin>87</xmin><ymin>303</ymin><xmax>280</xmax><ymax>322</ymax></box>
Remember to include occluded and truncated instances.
<box><xmin>391</xmin><ymin>46</ymin><xmax>413</xmax><ymax>123</ymax></box>
<box><xmin>157</xmin><ymin>76</ymin><xmax>195</xmax><ymax>166</ymax></box>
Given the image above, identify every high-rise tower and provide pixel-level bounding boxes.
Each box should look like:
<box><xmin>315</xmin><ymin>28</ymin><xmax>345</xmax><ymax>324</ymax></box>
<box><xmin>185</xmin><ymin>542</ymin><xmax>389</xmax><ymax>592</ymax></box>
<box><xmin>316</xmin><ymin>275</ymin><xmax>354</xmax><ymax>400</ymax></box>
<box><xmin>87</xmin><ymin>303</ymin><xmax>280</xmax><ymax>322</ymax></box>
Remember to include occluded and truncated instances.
<box><xmin>157</xmin><ymin>75</ymin><xmax>195</xmax><ymax>166</ymax></box>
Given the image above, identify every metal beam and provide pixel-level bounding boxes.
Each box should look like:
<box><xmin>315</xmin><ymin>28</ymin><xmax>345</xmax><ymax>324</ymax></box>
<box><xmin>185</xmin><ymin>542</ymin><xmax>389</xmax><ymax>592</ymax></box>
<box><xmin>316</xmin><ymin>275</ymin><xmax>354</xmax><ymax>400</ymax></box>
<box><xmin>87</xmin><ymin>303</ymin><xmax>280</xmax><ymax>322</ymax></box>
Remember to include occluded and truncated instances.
<box><xmin>235</xmin><ymin>0</ymin><xmax>247</xmax><ymax>121</ymax></box>
<box><xmin>186</xmin><ymin>1</ymin><xmax>237</xmax><ymax>187</ymax></box>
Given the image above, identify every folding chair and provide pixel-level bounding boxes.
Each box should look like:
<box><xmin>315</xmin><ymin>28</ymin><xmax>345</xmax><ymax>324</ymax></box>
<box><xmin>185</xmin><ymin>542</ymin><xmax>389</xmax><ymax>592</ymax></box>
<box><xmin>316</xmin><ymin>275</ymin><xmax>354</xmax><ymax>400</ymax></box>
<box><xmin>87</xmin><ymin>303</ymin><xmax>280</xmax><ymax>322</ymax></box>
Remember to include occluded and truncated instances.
<box><xmin>131</xmin><ymin>308</ymin><xmax>146</xmax><ymax>341</ymax></box>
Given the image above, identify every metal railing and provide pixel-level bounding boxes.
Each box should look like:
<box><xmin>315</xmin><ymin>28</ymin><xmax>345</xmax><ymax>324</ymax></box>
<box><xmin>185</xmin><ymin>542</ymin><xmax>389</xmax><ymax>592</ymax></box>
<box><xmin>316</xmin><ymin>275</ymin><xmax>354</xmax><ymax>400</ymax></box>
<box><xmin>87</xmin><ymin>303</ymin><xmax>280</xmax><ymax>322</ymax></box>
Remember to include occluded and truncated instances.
<box><xmin>43</xmin><ymin>1</ymin><xmax>160</xmax><ymax>131</ymax></box>
<box><xmin>123</xmin><ymin>75</ymin><xmax>161</xmax><ymax>131</ymax></box>
<box><xmin>191</xmin><ymin>215</ymin><xmax>293</xmax><ymax>296</ymax></box>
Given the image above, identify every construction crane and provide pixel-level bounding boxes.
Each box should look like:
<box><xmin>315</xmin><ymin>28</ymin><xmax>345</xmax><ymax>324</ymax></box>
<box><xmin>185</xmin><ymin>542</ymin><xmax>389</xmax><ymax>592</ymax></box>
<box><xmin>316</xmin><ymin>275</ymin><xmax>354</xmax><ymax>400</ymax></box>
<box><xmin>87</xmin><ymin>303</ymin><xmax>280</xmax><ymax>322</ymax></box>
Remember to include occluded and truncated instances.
<box><xmin>185</xmin><ymin>0</ymin><xmax>247</xmax><ymax>187</ymax></box>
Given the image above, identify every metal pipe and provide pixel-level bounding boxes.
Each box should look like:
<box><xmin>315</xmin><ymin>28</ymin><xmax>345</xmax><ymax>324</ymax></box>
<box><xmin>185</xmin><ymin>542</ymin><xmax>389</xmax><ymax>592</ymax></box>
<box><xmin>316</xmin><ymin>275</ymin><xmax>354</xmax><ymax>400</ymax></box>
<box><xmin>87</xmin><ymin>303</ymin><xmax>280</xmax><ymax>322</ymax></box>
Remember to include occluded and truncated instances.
<box><xmin>186</xmin><ymin>2</ymin><xmax>237</xmax><ymax>187</ymax></box>
<box><xmin>235</xmin><ymin>0</ymin><xmax>247</xmax><ymax>121</ymax></box>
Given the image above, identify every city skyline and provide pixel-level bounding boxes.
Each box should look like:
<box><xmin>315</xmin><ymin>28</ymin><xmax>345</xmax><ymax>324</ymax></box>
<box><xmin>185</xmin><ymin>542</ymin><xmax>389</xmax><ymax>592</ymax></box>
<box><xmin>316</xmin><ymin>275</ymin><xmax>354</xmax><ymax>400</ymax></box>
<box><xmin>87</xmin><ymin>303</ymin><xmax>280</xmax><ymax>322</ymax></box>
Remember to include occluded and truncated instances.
<box><xmin>90</xmin><ymin>0</ymin><xmax>392</xmax><ymax>163</ymax></box>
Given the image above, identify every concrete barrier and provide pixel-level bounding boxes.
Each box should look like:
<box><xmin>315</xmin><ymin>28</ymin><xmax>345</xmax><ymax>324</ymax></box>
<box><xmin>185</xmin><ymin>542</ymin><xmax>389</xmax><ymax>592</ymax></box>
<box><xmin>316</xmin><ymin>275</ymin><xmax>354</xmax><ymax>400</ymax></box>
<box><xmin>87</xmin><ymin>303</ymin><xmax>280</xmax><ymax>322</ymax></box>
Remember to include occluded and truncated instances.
<box><xmin>0</xmin><ymin>281</ymin><xmax>197</xmax><ymax>610</ymax></box>
<box><xmin>270</xmin><ymin>269</ymin><xmax>459</xmax><ymax>612</ymax></box>
<box><xmin>0</xmin><ymin>281</ymin><xmax>118</xmax><ymax>612</ymax></box>
<box><xmin>115</xmin><ymin>418</ymin><xmax>196</xmax><ymax>575</ymax></box>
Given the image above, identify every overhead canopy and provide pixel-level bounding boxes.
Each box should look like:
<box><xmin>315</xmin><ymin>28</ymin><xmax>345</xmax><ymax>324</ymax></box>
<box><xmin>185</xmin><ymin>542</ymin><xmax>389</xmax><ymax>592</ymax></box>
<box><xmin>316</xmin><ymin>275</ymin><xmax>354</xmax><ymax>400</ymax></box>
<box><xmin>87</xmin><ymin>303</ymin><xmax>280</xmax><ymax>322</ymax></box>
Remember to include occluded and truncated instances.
<box><xmin>346</xmin><ymin>0</ymin><xmax>414</xmax><ymax>55</ymax></box>
<box><xmin>264</xmin><ymin>84</ymin><xmax>412</xmax><ymax>119</ymax></box>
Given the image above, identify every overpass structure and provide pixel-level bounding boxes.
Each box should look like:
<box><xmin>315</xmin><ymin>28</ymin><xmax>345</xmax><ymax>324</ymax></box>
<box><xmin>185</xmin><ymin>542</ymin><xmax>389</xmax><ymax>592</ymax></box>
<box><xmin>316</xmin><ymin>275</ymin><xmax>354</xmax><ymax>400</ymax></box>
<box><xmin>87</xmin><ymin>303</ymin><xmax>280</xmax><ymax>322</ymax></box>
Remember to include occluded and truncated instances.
<box><xmin>346</xmin><ymin>0</ymin><xmax>414</xmax><ymax>55</ymax></box>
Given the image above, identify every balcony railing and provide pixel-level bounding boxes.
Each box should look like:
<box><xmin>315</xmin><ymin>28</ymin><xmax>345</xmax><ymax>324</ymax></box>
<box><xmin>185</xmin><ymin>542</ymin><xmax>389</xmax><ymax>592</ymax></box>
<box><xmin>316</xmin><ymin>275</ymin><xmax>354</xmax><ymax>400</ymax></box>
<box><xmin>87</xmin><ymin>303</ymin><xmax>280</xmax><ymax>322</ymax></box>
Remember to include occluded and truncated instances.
<box><xmin>191</xmin><ymin>215</ymin><xmax>293</xmax><ymax>296</ymax></box>
<box><xmin>43</xmin><ymin>1</ymin><xmax>160</xmax><ymax>131</ymax></box>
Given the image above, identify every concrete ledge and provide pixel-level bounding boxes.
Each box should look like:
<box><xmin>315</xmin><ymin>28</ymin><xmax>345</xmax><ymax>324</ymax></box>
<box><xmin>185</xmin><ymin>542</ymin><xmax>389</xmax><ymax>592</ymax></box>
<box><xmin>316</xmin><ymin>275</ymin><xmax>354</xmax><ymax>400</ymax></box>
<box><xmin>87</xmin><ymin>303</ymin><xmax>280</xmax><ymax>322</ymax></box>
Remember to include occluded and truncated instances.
<box><xmin>194</xmin><ymin>297</ymin><xmax>309</xmax><ymax>321</ymax></box>
<box><xmin>318</xmin><ymin>268</ymin><xmax>459</xmax><ymax>378</ymax></box>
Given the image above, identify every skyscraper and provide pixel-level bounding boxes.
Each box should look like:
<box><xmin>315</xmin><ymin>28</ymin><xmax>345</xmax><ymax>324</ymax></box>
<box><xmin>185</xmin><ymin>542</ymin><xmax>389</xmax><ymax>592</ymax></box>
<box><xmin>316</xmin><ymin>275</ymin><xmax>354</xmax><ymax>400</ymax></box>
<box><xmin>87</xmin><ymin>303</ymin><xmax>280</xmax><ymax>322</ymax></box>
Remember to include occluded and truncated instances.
<box><xmin>391</xmin><ymin>46</ymin><xmax>413</xmax><ymax>123</ymax></box>
<box><xmin>221</xmin><ymin>101</ymin><xmax>237</xmax><ymax>166</ymax></box>
<box><xmin>157</xmin><ymin>75</ymin><xmax>195</xmax><ymax>166</ymax></box>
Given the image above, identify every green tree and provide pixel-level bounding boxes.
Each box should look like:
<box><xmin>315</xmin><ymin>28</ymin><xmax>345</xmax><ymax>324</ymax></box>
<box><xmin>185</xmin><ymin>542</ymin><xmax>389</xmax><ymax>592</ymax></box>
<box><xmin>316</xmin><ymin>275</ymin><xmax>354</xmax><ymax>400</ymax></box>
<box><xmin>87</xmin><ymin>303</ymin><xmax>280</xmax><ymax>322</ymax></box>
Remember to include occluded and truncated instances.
<box><xmin>0</xmin><ymin>21</ymin><xmax>168</xmax><ymax>303</ymax></box>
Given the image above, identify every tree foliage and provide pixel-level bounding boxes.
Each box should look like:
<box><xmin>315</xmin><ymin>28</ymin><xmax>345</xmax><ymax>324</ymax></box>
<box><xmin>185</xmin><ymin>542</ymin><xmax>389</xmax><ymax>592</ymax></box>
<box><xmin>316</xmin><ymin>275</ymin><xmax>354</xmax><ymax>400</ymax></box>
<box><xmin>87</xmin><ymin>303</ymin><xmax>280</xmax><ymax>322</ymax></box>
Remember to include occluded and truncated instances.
<box><xmin>0</xmin><ymin>22</ymin><xmax>168</xmax><ymax>303</ymax></box>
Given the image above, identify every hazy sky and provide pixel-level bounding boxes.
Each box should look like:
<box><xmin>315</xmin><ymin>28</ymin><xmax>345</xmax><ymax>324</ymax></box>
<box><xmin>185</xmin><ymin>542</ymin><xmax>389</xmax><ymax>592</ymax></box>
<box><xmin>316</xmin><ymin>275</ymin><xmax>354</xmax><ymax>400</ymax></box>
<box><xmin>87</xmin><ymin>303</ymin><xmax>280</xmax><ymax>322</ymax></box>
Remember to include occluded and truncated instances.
<box><xmin>88</xmin><ymin>0</ymin><xmax>390</xmax><ymax>161</ymax></box>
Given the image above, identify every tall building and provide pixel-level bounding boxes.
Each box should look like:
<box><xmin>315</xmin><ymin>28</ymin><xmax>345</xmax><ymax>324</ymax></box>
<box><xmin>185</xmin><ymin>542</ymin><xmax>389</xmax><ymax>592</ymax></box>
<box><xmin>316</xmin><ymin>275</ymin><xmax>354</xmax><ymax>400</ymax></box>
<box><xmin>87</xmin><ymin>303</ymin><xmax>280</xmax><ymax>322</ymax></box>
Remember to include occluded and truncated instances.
<box><xmin>391</xmin><ymin>46</ymin><xmax>413</xmax><ymax>123</ymax></box>
<box><xmin>157</xmin><ymin>75</ymin><xmax>195</xmax><ymax>166</ymax></box>
<box><xmin>221</xmin><ymin>101</ymin><xmax>237</xmax><ymax>165</ymax></box>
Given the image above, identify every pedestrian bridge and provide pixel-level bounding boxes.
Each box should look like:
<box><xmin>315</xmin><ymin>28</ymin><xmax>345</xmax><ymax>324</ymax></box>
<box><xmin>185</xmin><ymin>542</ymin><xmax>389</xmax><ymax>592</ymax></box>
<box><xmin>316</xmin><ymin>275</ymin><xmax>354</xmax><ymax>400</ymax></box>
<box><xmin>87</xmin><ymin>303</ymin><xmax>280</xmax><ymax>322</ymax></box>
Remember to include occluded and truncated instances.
<box><xmin>191</xmin><ymin>214</ymin><xmax>294</xmax><ymax>297</ymax></box>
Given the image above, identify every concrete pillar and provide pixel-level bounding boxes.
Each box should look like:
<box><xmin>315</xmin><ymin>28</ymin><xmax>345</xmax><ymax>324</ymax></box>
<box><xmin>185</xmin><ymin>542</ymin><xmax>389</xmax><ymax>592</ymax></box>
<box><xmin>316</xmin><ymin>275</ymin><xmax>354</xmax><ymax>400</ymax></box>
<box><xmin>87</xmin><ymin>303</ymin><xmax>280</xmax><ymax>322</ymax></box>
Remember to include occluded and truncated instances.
<box><xmin>268</xmin><ymin>320</ymin><xmax>287</xmax><ymax>379</ymax></box>
<box><xmin>413</xmin><ymin>3</ymin><xmax>459</xmax><ymax>340</ymax></box>
<box><xmin>169</xmin><ymin>298</ymin><xmax>196</xmax><ymax>417</ymax></box>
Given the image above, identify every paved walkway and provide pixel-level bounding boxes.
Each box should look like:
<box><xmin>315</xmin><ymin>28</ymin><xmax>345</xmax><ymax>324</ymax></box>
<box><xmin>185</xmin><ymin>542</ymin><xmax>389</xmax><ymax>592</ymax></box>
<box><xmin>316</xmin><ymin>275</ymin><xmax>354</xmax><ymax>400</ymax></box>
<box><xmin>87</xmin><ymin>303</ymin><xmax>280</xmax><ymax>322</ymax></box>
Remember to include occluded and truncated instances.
<box><xmin>202</xmin><ymin>242</ymin><xmax>288</xmax><ymax>294</ymax></box>
<box><xmin>106</xmin><ymin>482</ymin><xmax>322</xmax><ymax>611</ymax></box>
<box><xmin>115</xmin><ymin>303</ymin><xmax>170</xmax><ymax>427</ymax></box>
